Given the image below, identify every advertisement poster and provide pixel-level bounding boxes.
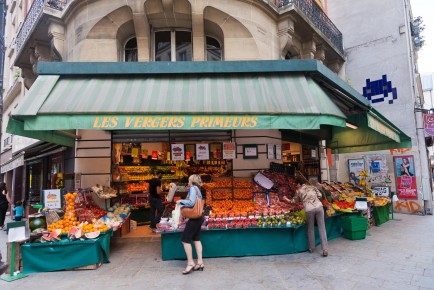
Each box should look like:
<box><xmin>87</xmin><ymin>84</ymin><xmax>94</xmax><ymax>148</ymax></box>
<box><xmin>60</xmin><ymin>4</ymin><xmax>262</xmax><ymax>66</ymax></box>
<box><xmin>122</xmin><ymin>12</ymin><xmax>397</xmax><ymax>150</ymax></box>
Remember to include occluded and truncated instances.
<box><xmin>223</xmin><ymin>143</ymin><xmax>236</xmax><ymax>159</ymax></box>
<box><xmin>267</xmin><ymin>144</ymin><xmax>275</xmax><ymax>159</ymax></box>
<box><xmin>348</xmin><ymin>158</ymin><xmax>365</xmax><ymax>185</ymax></box>
<box><xmin>423</xmin><ymin>113</ymin><xmax>434</xmax><ymax>136</ymax></box>
<box><xmin>394</xmin><ymin>155</ymin><xmax>417</xmax><ymax>199</ymax></box>
<box><xmin>196</xmin><ymin>144</ymin><xmax>210</xmax><ymax>160</ymax></box>
<box><xmin>171</xmin><ymin>144</ymin><xmax>185</xmax><ymax>161</ymax></box>
<box><xmin>43</xmin><ymin>189</ymin><xmax>62</xmax><ymax>209</ymax></box>
<box><xmin>366</xmin><ymin>155</ymin><xmax>389</xmax><ymax>184</ymax></box>
<box><xmin>275</xmin><ymin>145</ymin><xmax>282</xmax><ymax>160</ymax></box>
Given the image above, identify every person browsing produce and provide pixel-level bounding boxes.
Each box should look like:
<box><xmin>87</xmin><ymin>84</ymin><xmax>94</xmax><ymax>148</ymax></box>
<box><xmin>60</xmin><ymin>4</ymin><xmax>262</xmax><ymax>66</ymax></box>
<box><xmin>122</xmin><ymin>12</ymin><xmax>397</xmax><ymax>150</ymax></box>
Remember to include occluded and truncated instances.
<box><xmin>176</xmin><ymin>174</ymin><xmax>205</xmax><ymax>275</ymax></box>
<box><xmin>283</xmin><ymin>176</ymin><xmax>328</xmax><ymax>257</ymax></box>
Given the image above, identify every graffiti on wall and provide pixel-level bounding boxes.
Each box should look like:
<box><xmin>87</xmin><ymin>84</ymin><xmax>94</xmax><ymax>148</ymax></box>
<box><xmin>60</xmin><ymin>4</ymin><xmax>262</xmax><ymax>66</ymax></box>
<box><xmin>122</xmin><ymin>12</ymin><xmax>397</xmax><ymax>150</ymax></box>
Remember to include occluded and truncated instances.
<box><xmin>393</xmin><ymin>200</ymin><xmax>424</xmax><ymax>214</ymax></box>
<box><xmin>362</xmin><ymin>75</ymin><xmax>398</xmax><ymax>104</ymax></box>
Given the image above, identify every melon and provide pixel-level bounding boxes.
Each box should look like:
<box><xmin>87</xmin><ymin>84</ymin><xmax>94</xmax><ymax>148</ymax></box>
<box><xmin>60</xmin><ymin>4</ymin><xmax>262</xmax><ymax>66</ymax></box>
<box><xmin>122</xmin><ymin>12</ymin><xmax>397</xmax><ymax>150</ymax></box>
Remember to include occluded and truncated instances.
<box><xmin>84</xmin><ymin>231</ymin><xmax>100</xmax><ymax>239</ymax></box>
<box><xmin>68</xmin><ymin>226</ymin><xmax>82</xmax><ymax>240</ymax></box>
<box><xmin>29</xmin><ymin>218</ymin><xmax>47</xmax><ymax>231</ymax></box>
<box><xmin>42</xmin><ymin>229</ymin><xmax>62</xmax><ymax>242</ymax></box>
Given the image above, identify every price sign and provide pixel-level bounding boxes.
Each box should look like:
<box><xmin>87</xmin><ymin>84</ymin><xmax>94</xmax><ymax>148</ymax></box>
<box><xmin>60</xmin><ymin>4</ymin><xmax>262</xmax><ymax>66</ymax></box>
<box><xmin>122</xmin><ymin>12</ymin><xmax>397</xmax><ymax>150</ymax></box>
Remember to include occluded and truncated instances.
<box><xmin>372</xmin><ymin>186</ymin><xmax>390</xmax><ymax>197</ymax></box>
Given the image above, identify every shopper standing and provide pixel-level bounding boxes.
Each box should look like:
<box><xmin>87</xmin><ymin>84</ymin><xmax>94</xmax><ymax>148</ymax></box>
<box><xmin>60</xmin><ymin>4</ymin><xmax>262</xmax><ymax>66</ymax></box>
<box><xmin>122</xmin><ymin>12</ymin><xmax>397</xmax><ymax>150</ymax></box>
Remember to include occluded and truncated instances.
<box><xmin>0</xmin><ymin>182</ymin><xmax>11</xmax><ymax>230</ymax></box>
<box><xmin>284</xmin><ymin>176</ymin><xmax>328</xmax><ymax>257</ymax></box>
<box><xmin>149</xmin><ymin>170</ymin><xmax>164</xmax><ymax>233</ymax></box>
<box><xmin>176</xmin><ymin>174</ymin><xmax>205</xmax><ymax>274</ymax></box>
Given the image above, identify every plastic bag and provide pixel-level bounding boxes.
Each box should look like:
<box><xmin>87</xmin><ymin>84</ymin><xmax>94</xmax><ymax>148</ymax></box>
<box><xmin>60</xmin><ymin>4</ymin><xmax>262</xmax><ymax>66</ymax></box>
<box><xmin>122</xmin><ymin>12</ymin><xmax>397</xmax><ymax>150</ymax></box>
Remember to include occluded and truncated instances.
<box><xmin>171</xmin><ymin>204</ymin><xmax>182</xmax><ymax>230</ymax></box>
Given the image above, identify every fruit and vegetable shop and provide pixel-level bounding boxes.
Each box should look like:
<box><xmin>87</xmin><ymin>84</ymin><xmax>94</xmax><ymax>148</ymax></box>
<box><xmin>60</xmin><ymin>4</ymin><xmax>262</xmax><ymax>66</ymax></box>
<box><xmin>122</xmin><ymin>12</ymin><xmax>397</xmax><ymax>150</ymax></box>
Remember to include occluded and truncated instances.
<box><xmin>4</xmin><ymin>61</ymin><xmax>410</xmax><ymax>273</ymax></box>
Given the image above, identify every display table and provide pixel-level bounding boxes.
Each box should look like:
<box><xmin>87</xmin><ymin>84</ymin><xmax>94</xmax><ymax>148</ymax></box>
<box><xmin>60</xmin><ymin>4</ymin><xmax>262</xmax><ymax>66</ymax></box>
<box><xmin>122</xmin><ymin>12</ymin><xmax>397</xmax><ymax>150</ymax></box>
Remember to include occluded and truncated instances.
<box><xmin>21</xmin><ymin>230</ymin><xmax>112</xmax><ymax>274</ymax></box>
<box><xmin>161</xmin><ymin>214</ymin><xmax>342</xmax><ymax>260</ymax></box>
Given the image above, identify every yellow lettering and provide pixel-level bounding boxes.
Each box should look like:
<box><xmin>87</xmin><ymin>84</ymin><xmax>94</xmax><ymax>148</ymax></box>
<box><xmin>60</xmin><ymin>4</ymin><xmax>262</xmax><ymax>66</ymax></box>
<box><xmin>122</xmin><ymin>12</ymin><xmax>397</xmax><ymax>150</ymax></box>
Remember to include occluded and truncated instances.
<box><xmin>134</xmin><ymin>117</ymin><xmax>144</xmax><ymax>128</ymax></box>
<box><xmin>151</xmin><ymin>117</ymin><xmax>160</xmax><ymax>128</ymax></box>
<box><xmin>214</xmin><ymin>117</ymin><xmax>224</xmax><ymax>127</ymax></box>
<box><xmin>160</xmin><ymin>117</ymin><xmax>168</xmax><ymax>128</ymax></box>
<box><xmin>232</xmin><ymin>117</ymin><xmax>241</xmax><ymax>127</ymax></box>
<box><xmin>177</xmin><ymin>117</ymin><xmax>185</xmax><ymax>128</ymax></box>
<box><xmin>125</xmin><ymin>117</ymin><xmax>135</xmax><ymax>128</ymax></box>
<box><xmin>224</xmin><ymin>117</ymin><xmax>233</xmax><ymax>127</ymax></box>
<box><xmin>251</xmin><ymin>116</ymin><xmax>258</xmax><ymax>127</ymax></box>
<box><xmin>93</xmin><ymin>117</ymin><xmax>102</xmax><ymax>128</ymax></box>
<box><xmin>110</xmin><ymin>117</ymin><xmax>119</xmax><ymax>128</ymax></box>
<box><xmin>191</xmin><ymin>117</ymin><xmax>201</xmax><ymax>128</ymax></box>
<box><xmin>101</xmin><ymin>117</ymin><xmax>113</xmax><ymax>128</ymax></box>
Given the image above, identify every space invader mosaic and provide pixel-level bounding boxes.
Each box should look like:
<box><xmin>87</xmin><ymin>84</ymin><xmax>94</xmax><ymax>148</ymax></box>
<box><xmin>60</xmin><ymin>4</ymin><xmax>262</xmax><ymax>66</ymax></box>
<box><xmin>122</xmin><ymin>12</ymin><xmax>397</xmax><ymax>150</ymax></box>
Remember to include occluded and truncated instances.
<box><xmin>362</xmin><ymin>75</ymin><xmax>398</xmax><ymax>104</ymax></box>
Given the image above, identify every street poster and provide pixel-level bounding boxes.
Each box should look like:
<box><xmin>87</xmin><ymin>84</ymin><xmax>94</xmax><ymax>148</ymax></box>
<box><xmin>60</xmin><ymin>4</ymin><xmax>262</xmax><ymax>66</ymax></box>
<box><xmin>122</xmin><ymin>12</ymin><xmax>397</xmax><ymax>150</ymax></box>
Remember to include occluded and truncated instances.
<box><xmin>423</xmin><ymin>113</ymin><xmax>434</xmax><ymax>136</ymax></box>
<box><xmin>275</xmin><ymin>144</ymin><xmax>282</xmax><ymax>160</ymax></box>
<box><xmin>348</xmin><ymin>158</ymin><xmax>364</xmax><ymax>186</ymax></box>
<box><xmin>267</xmin><ymin>144</ymin><xmax>275</xmax><ymax>159</ymax></box>
<box><xmin>394</xmin><ymin>155</ymin><xmax>417</xmax><ymax>199</ymax></box>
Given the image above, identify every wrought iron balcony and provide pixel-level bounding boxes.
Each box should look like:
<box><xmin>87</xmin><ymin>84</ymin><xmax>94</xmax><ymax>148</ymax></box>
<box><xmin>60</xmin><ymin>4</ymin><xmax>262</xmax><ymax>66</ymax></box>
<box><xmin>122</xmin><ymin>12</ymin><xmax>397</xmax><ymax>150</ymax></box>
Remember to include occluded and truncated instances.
<box><xmin>16</xmin><ymin>0</ymin><xmax>68</xmax><ymax>55</ymax></box>
<box><xmin>278</xmin><ymin>0</ymin><xmax>344</xmax><ymax>55</ymax></box>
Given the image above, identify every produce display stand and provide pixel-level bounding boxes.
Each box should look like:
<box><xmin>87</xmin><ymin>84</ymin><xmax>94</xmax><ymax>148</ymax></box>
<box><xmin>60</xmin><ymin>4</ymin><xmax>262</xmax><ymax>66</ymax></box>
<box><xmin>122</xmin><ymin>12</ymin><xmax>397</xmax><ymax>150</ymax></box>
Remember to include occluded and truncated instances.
<box><xmin>373</xmin><ymin>203</ymin><xmax>390</xmax><ymax>226</ymax></box>
<box><xmin>160</xmin><ymin>214</ymin><xmax>342</xmax><ymax>260</ymax></box>
<box><xmin>20</xmin><ymin>230</ymin><xmax>112</xmax><ymax>274</ymax></box>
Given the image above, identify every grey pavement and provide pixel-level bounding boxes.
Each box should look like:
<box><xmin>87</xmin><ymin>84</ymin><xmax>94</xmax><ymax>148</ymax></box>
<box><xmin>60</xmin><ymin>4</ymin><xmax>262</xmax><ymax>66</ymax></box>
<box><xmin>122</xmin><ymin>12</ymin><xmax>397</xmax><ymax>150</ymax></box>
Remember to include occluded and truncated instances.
<box><xmin>1</xmin><ymin>212</ymin><xmax>434</xmax><ymax>290</ymax></box>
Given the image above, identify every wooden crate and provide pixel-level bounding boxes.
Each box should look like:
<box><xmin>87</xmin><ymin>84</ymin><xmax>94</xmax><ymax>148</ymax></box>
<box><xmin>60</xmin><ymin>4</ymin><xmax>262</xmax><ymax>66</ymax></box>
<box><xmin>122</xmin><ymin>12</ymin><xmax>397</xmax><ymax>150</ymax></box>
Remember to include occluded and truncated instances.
<box><xmin>112</xmin><ymin>216</ymin><xmax>131</xmax><ymax>237</ymax></box>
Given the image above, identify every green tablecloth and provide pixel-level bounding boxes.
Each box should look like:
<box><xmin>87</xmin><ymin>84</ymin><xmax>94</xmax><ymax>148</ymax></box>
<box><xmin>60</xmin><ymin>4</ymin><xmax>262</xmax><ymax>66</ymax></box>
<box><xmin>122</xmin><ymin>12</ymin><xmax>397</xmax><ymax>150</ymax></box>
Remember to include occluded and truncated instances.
<box><xmin>21</xmin><ymin>230</ymin><xmax>112</xmax><ymax>274</ymax></box>
<box><xmin>161</xmin><ymin>214</ymin><xmax>341</xmax><ymax>260</ymax></box>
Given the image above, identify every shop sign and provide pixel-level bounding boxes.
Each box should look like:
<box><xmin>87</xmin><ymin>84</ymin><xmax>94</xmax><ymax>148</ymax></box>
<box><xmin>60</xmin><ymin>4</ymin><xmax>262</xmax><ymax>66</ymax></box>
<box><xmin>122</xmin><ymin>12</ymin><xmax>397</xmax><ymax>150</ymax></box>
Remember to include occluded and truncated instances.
<box><xmin>92</xmin><ymin>115</ymin><xmax>259</xmax><ymax>130</ymax></box>
<box><xmin>275</xmin><ymin>145</ymin><xmax>282</xmax><ymax>160</ymax></box>
<box><xmin>423</xmin><ymin>113</ymin><xmax>434</xmax><ymax>136</ymax></box>
<box><xmin>43</xmin><ymin>189</ymin><xmax>62</xmax><ymax>209</ymax></box>
<box><xmin>393</xmin><ymin>155</ymin><xmax>417</xmax><ymax>199</ymax></box>
<box><xmin>196</xmin><ymin>144</ymin><xmax>209</xmax><ymax>160</ymax></box>
<box><xmin>223</xmin><ymin>143</ymin><xmax>236</xmax><ymax>159</ymax></box>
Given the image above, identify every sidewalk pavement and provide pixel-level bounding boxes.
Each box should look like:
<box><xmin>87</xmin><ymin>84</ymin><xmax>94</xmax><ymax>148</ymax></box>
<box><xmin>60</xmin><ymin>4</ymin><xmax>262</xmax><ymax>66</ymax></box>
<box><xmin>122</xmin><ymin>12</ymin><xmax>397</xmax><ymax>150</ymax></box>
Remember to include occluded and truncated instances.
<box><xmin>1</xmin><ymin>213</ymin><xmax>434</xmax><ymax>290</ymax></box>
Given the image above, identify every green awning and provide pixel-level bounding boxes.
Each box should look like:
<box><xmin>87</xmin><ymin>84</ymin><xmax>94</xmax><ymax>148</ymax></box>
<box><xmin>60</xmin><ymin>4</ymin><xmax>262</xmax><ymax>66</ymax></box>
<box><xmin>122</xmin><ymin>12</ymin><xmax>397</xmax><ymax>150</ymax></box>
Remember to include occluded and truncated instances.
<box><xmin>327</xmin><ymin>112</ymin><xmax>412</xmax><ymax>153</ymax></box>
<box><xmin>8</xmin><ymin>73</ymin><xmax>347</xmax><ymax>131</ymax></box>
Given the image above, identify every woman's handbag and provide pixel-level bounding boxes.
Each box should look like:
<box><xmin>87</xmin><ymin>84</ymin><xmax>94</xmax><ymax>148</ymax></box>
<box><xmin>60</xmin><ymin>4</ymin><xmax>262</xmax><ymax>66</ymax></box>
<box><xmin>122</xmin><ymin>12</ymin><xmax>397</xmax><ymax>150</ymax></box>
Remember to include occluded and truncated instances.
<box><xmin>181</xmin><ymin>187</ymin><xmax>204</xmax><ymax>219</ymax></box>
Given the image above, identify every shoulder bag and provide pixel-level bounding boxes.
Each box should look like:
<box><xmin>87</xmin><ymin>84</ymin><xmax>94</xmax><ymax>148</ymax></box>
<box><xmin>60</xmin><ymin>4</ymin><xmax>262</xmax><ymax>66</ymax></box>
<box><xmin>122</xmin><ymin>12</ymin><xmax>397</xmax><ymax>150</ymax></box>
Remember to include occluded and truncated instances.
<box><xmin>181</xmin><ymin>187</ymin><xmax>204</xmax><ymax>219</ymax></box>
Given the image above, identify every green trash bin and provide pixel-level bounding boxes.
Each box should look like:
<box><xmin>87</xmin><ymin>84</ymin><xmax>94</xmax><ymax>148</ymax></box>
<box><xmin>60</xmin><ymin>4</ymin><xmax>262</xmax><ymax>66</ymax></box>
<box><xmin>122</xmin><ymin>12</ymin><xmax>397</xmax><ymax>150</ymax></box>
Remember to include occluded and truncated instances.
<box><xmin>373</xmin><ymin>204</ymin><xmax>390</xmax><ymax>226</ymax></box>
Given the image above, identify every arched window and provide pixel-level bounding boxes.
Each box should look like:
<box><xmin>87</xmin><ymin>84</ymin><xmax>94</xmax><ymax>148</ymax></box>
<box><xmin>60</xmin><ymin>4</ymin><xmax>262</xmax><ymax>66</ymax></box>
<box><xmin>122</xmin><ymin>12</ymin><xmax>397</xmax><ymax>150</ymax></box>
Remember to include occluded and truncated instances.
<box><xmin>155</xmin><ymin>30</ymin><xmax>192</xmax><ymax>61</ymax></box>
<box><xmin>206</xmin><ymin>36</ymin><xmax>222</xmax><ymax>61</ymax></box>
<box><xmin>125</xmin><ymin>38</ymin><xmax>138</xmax><ymax>62</ymax></box>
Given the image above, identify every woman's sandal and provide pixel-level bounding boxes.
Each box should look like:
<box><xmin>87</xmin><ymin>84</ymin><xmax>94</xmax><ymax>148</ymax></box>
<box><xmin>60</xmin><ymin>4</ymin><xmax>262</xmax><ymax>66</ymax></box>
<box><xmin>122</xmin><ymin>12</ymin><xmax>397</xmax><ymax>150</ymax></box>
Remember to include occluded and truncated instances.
<box><xmin>193</xmin><ymin>263</ymin><xmax>204</xmax><ymax>271</ymax></box>
<box><xmin>322</xmin><ymin>250</ymin><xmax>328</xmax><ymax>257</ymax></box>
<box><xmin>182</xmin><ymin>264</ymin><xmax>195</xmax><ymax>275</ymax></box>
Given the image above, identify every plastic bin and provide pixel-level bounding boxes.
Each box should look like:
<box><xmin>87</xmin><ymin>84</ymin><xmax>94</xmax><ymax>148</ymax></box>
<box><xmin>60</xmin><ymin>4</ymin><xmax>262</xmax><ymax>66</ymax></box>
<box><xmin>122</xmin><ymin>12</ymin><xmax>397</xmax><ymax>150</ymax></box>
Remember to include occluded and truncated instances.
<box><xmin>342</xmin><ymin>230</ymin><xmax>367</xmax><ymax>240</ymax></box>
<box><xmin>341</xmin><ymin>215</ymin><xmax>368</xmax><ymax>231</ymax></box>
<box><xmin>373</xmin><ymin>204</ymin><xmax>389</xmax><ymax>226</ymax></box>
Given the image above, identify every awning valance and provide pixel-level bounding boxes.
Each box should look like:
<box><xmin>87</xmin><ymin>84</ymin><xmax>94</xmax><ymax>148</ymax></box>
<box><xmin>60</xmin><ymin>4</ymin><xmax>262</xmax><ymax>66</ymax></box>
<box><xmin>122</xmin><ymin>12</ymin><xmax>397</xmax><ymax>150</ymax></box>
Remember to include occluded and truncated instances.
<box><xmin>8</xmin><ymin>73</ymin><xmax>347</xmax><ymax>132</ymax></box>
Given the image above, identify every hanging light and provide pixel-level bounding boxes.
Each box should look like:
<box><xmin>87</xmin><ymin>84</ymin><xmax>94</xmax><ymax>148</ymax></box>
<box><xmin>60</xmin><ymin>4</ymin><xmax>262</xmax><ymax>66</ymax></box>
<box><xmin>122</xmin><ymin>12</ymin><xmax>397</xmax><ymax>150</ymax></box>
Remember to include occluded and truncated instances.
<box><xmin>345</xmin><ymin>122</ymin><xmax>358</xmax><ymax>129</ymax></box>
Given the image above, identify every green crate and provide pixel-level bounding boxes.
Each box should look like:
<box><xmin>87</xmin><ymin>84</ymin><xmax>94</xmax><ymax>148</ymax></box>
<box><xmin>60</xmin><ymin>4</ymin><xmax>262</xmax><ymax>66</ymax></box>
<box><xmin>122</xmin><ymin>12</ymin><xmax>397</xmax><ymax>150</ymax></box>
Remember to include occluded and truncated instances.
<box><xmin>341</xmin><ymin>215</ymin><xmax>368</xmax><ymax>232</ymax></box>
<box><xmin>342</xmin><ymin>229</ymin><xmax>366</xmax><ymax>240</ymax></box>
<box><xmin>373</xmin><ymin>204</ymin><xmax>389</xmax><ymax>226</ymax></box>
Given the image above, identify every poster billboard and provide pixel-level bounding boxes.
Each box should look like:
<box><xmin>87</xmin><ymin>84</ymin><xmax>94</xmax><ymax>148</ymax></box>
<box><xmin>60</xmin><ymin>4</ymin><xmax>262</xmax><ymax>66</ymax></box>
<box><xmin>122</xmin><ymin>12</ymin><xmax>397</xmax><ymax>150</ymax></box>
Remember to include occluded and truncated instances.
<box><xmin>394</xmin><ymin>155</ymin><xmax>417</xmax><ymax>199</ymax></box>
<box><xmin>348</xmin><ymin>158</ymin><xmax>364</xmax><ymax>185</ymax></box>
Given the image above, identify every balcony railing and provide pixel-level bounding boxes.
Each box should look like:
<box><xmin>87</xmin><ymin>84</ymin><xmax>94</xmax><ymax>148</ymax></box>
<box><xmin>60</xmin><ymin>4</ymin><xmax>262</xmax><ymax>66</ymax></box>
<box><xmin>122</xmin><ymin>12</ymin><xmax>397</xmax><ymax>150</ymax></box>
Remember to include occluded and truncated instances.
<box><xmin>16</xmin><ymin>0</ymin><xmax>69</xmax><ymax>55</ymax></box>
<box><xmin>278</xmin><ymin>0</ymin><xmax>344</xmax><ymax>55</ymax></box>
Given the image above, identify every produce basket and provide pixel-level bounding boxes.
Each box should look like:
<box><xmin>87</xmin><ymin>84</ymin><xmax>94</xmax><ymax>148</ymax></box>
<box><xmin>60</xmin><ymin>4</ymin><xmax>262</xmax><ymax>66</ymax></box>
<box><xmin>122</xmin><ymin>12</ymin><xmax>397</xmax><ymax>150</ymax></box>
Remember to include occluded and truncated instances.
<box><xmin>253</xmin><ymin>171</ymin><xmax>275</xmax><ymax>190</ymax></box>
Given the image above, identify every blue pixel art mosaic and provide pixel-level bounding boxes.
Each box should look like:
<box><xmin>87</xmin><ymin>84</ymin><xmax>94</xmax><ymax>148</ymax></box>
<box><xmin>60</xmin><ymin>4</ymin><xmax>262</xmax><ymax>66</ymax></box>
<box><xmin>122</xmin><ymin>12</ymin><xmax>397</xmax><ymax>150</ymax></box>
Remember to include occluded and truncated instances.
<box><xmin>362</xmin><ymin>75</ymin><xmax>397</xmax><ymax>104</ymax></box>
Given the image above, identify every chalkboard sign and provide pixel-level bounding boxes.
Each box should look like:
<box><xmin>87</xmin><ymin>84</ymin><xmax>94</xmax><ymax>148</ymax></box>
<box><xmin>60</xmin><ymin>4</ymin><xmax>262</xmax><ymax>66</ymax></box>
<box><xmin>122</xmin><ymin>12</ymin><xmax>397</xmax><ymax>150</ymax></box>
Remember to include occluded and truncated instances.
<box><xmin>372</xmin><ymin>186</ymin><xmax>390</xmax><ymax>197</ymax></box>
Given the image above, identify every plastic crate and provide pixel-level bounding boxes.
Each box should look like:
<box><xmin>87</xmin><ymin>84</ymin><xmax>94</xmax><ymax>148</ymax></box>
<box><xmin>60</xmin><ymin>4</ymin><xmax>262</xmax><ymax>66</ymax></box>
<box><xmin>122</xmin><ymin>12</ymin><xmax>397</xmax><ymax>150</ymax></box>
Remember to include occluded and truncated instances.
<box><xmin>341</xmin><ymin>215</ymin><xmax>368</xmax><ymax>232</ymax></box>
<box><xmin>373</xmin><ymin>204</ymin><xmax>390</xmax><ymax>226</ymax></box>
<box><xmin>342</xmin><ymin>229</ymin><xmax>367</xmax><ymax>240</ymax></box>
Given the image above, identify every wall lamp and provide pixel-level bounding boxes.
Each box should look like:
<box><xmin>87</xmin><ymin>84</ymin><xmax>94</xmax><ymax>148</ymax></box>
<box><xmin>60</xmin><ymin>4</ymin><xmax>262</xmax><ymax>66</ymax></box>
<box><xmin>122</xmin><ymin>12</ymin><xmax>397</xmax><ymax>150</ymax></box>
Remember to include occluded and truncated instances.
<box><xmin>345</xmin><ymin>122</ymin><xmax>358</xmax><ymax>130</ymax></box>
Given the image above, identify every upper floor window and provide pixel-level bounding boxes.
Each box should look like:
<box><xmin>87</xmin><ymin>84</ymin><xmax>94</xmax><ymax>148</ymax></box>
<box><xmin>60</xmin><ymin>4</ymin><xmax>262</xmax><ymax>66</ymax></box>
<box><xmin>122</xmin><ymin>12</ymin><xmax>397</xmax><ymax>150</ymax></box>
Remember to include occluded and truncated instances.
<box><xmin>125</xmin><ymin>38</ymin><xmax>138</xmax><ymax>62</ymax></box>
<box><xmin>206</xmin><ymin>36</ymin><xmax>222</xmax><ymax>61</ymax></box>
<box><xmin>155</xmin><ymin>30</ymin><xmax>192</xmax><ymax>61</ymax></box>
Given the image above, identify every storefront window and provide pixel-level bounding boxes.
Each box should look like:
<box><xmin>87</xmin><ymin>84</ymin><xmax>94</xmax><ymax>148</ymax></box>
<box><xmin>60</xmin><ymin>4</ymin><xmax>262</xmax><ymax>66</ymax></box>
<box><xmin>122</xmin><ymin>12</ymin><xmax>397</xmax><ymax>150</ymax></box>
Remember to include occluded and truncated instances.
<box><xmin>26</xmin><ymin>162</ymin><xmax>43</xmax><ymax>205</ymax></box>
